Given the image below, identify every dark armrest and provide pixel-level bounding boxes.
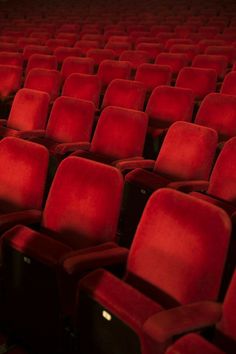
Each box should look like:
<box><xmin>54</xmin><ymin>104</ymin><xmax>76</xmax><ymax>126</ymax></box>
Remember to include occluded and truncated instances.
<box><xmin>55</xmin><ymin>142</ymin><xmax>91</xmax><ymax>155</ymax></box>
<box><xmin>0</xmin><ymin>209</ymin><xmax>42</xmax><ymax>233</ymax></box>
<box><xmin>143</xmin><ymin>301</ymin><xmax>222</xmax><ymax>343</ymax></box>
<box><xmin>167</xmin><ymin>180</ymin><xmax>209</xmax><ymax>193</ymax></box>
<box><xmin>16</xmin><ymin>129</ymin><xmax>46</xmax><ymax>139</ymax></box>
<box><xmin>62</xmin><ymin>242</ymin><xmax>129</xmax><ymax>275</ymax></box>
<box><xmin>114</xmin><ymin>158</ymin><xmax>155</xmax><ymax>173</ymax></box>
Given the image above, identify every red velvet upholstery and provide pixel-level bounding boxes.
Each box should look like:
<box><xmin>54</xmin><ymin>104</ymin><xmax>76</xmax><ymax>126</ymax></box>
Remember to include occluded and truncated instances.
<box><xmin>145</xmin><ymin>86</ymin><xmax>194</xmax><ymax>130</ymax></box>
<box><xmin>190</xmin><ymin>137</ymin><xmax>236</xmax><ymax>215</ymax></box>
<box><xmin>119</xmin><ymin>50</ymin><xmax>151</xmax><ymax>69</ymax></box>
<box><xmin>195</xmin><ymin>93</ymin><xmax>236</xmax><ymax>141</ymax></box>
<box><xmin>221</xmin><ymin>72</ymin><xmax>236</xmax><ymax>96</ymax></box>
<box><xmin>205</xmin><ymin>45</ymin><xmax>236</xmax><ymax>64</ymax></box>
<box><xmin>45</xmin><ymin>38</ymin><xmax>72</xmax><ymax>51</ymax></box>
<box><xmin>135</xmin><ymin>64</ymin><xmax>172</xmax><ymax>92</ymax></box>
<box><xmin>198</xmin><ymin>39</ymin><xmax>226</xmax><ymax>53</ymax></box>
<box><xmin>77</xmin><ymin>188</ymin><xmax>231</xmax><ymax>354</ymax></box>
<box><xmin>176</xmin><ymin>67</ymin><xmax>217</xmax><ymax>100</ymax></box>
<box><xmin>0</xmin><ymin>65</ymin><xmax>22</xmax><ymax>100</ymax></box>
<box><xmin>97</xmin><ymin>60</ymin><xmax>131</xmax><ymax>89</ymax></box>
<box><xmin>0</xmin><ymin>52</ymin><xmax>23</xmax><ymax>67</ymax></box>
<box><xmin>165</xmin><ymin>39</ymin><xmax>194</xmax><ymax>51</ymax></box>
<box><xmin>0</xmin><ymin>42</ymin><xmax>18</xmax><ymax>53</ymax></box>
<box><xmin>25</xmin><ymin>54</ymin><xmax>58</xmax><ymax>75</ymax></box>
<box><xmin>105</xmin><ymin>41</ymin><xmax>132</xmax><ymax>57</ymax></box>
<box><xmin>74</xmin><ymin>40</ymin><xmax>100</xmax><ymax>55</ymax></box>
<box><xmin>62</xmin><ymin>73</ymin><xmax>101</xmax><ymax>107</ymax></box>
<box><xmin>53</xmin><ymin>47</ymin><xmax>82</xmax><ymax>64</ymax></box>
<box><xmin>0</xmin><ymin>137</ymin><xmax>48</xmax><ymax>212</ymax></box>
<box><xmin>23</xmin><ymin>45</ymin><xmax>52</xmax><ymax>61</ymax></box>
<box><xmin>169</xmin><ymin>44</ymin><xmax>200</xmax><ymax>61</ymax></box>
<box><xmin>155</xmin><ymin>53</ymin><xmax>189</xmax><ymax>75</ymax></box>
<box><xmin>192</xmin><ymin>55</ymin><xmax>228</xmax><ymax>79</ymax></box>
<box><xmin>0</xmin><ymin>88</ymin><xmax>50</xmax><ymax>136</ymax></box>
<box><xmin>72</xmin><ymin>106</ymin><xmax>148</xmax><ymax>162</ymax></box>
<box><xmin>136</xmin><ymin>43</ymin><xmax>164</xmax><ymax>60</ymax></box>
<box><xmin>86</xmin><ymin>48</ymin><xmax>115</xmax><ymax>66</ymax></box>
<box><xmin>27</xmin><ymin>96</ymin><xmax>95</xmax><ymax>153</ymax></box>
<box><xmin>60</xmin><ymin>57</ymin><xmax>94</xmax><ymax>81</ymax></box>
<box><xmin>24</xmin><ymin>68</ymin><xmax>61</xmax><ymax>101</ymax></box>
<box><xmin>102</xmin><ymin>79</ymin><xmax>146</xmax><ymax>110</ymax></box>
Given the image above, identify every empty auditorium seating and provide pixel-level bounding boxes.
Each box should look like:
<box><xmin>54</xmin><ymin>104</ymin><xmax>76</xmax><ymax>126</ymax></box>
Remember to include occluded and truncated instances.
<box><xmin>53</xmin><ymin>47</ymin><xmax>82</xmax><ymax>64</ymax></box>
<box><xmin>176</xmin><ymin>67</ymin><xmax>217</xmax><ymax>100</ymax></box>
<box><xmin>135</xmin><ymin>43</ymin><xmax>164</xmax><ymax>60</ymax></box>
<box><xmin>0</xmin><ymin>52</ymin><xmax>23</xmax><ymax>67</ymax></box>
<box><xmin>86</xmin><ymin>48</ymin><xmax>116</xmax><ymax>66</ymax></box>
<box><xmin>25</xmin><ymin>54</ymin><xmax>58</xmax><ymax>75</ymax></box>
<box><xmin>23</xmin><ymin>45</ymin><xmax>52</xmax><ymax>61</ymax></box>
<box><xmin>188</xmin><ymin>137</ymin><xmax>236</xmax><ymax>216</ymax></box>
<box><xmin>205</xmin><ymin>45</ymin><xmax>236</xmax><ymax>64</ymax></box>
<box><xmin>62</xmin><ymin>73</ymin><xmax>101</xmax><ymax>107</ymax></box>
<box><xmin>195</xmin><ymin>93</ymin><xmax>236</xmax><ymax>141</ymax></box>
<box><xmin>70</xmin><ymin>106</ymin><xmax>148</xmax><ymax>167</ymax></box>
<box><xmin>121</xmin><ymin>121</ymin><xmax>218</xmax><ymax>246</ymax></box>
<box><xmin>21</xmin><ymin>96</ymin><xmax>95</xmax><ymax>154</ymax></box>
<box><xmin>74</xmin><ymin>40</ymin><xmax>101</xmax><ymax>56</ymax></box>
<box><xmin>155</xmin><ymin>53</ymin><xmax>189</xmax><ymax>76</ymax></box>
<box><xmin>119</xmin><ymin>50</ymin><xmax>151</xmax><ymax>69</ymax></box>
<box><xmin>192</xmin><ymin>55</ymin><xmax>228</xmax><ymax>80</ymax></box>
<box><xmin>0</xmin><ymin>88</ymin><xmax>50</xmax><ymax>137</ymax></box>
<box><xmin>75</xmin><ymin>188</ymin><xmax>231</xmax><ymax>354</ymax></box>
<box><xmin>220</xmin><ymin>71</ymin><xmax>236</xmax><ymax>96</ymax></box>
<box><xmin>105</xmin><ymin>41</ymin><xmax>132</xmax><ymax>57</ymax></box>
<box><xmin>60</xmin><ymin>57</ymin><xmax>94</xmax><ymax>81</ymax></box>
<box><xmin>102</xmin><ymin>79</ymin><xmax>146</xmax><ymax>110</ymax></box>
<box><xmin>0</xmin><ymin>64</ymin><xmax>22</xmax><ymax>101</ymax></box>
<box><xmin>97</xmin><ymin>60</ymin><xmax>132</xmax><ymax>90</ymax></box>
<box><xmin>135</xmin><ymin>64</ymin><xmax>172</xmax><ymax>92</ymax></box>
<box><xmin>1</xmin><ymin>156</ymin><xmax>124</xmax><ymax>353</ymax></box>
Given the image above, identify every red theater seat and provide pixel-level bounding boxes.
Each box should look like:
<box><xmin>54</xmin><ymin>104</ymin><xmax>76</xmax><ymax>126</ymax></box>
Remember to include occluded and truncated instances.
<box><xmin>53</xmin><ymin>47</ymin><xmax>82</xmax><ymax>64</ymax></box>
<box><xmin>0</xmin><ymin>52</ymin><xmax>23</xmax><ymax>67</ymax></box>
<box><xmin>102</xmin><ymin>79</ymin><xmax>146</xmax><ymax>110</ymax></box>
<box><xmin>0</xmin><ymin>65</ymin><xmax>22</xmax><ymax>101</ymax></box>
<box><xmin>192</xmin><ymin>55</ymin><xmax>228</xmax><ymax>80</ymax></box>
<box><xmin>135</xmin><ymin>64</ymin><xmax>172</xmax><ymax>92</ymax></box>
<box><xmin>62</xmin><ymin>73</ymin><xmax>101</xmax><ymax>107</ymax></box>
<box><xmin>25</xmin><ymin>54</ymin><xmax>58</xmax><ymax>75</ymax></box>
<box><xmin>119</xmin><ymin>50</ymin><xmax>151</xmax><ymax>69</ymax></box>
<box><xmin>24</xmin><ymin>68</ymin><xmax>61</xmax><ymax>101</ymax></box>
<box><xmin>97</xmin><ymin>59</ymin><xmax>131</xmax><ymax>90</ymax></box>
<box><xmin>60</xmin><ymin>57</ymin><xmax>94</xmax><ymax>81</ymax></box>
<box><xmin>75</xmin><ymin>187</ymin><xmax>230</xmax><ymax>354</ymax></box>
<box><xmin>86</xmin><ymin>48</ymin><xmax>116</xmax><ymax>66</ymax></box>
<box><xmin>155</xmin><ymin>53</ymin><xmax>189</xmax><ymax>76</ymax></box>
<box><xmin>1</xmin><ymin>156</ymin><xmax>124</xmax><ymax>353</ymax></box>
<box><xmin>220</xmin><ymin>71</ymin><xmax>236</xmax><ymax>96</ymax></box>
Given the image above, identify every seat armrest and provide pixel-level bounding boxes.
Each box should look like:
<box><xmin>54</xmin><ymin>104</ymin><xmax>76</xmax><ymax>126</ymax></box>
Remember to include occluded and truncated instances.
<box><xmin>16</xmin><ymin>129</ymin><xmax>46</xmax><ymax>139</ymax></box>
<box><xmin>0</xmin><ymin>209</ymin><xmax>42</xmax><ymax>233</ymax></box>
<box><xmin>55</xmin><ymin>142</ymin><xmax>91</xmax><ymax>155</ymax></box>
<box><xmin>114</xmin><ymin>158</ymin><xmax>155</xmax><ymax>173</ymax></box>
<box><xmin>62</xmin><ymin>242</ymin><xmax>129</xmax><ymax>275</ymax></box>
<box><xmin>167</xmin><ymin>180</ymin><xmax>209</xmax><ymax>193</ymax></box>
<box><xmin>143</xmin><ymin>301</ymin><xmax>222</xmax><ymax>343</ymax></box>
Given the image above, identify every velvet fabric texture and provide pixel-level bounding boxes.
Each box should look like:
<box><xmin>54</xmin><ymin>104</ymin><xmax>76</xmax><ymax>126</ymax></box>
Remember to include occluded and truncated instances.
<box><xmin>176</xmin><ymin>67</ymin><xmax>217</xmax><ymax>100</ymax></box>
<box><xmin>135</xmin><ymin>64</ymin><xmax>172</xmax><ymax>92</ymax></box>
<box><xmin>170</xmin><ymin>44</ymin><xmax>200</xmax><ymax>61</ymax></box>
<box><xmin>119</xmin><ymin>50</ymin><xmax>150</xmax><ymax>69</ymax></box>
<box><xmin>136</xmin><ymin>43</ymin><xmax>164</xmax><ymax>61</ymax></box>
<box><xmin>24</xmin><ymin>68</ymin><xmax>62</xmax><ymax>101</ymax></box>
<box><xmin>5</xmin><ymin>88</ymin><xmax>50</xmax><ymax>132</ymax></box>
<box><xmin>145</xmin><ymin>86</ymin><xmax>194</xmax><ymax>128</ymax></box>
<box><xmin>73</xmin><ymin>106</ymin><xmax>148</xmax><ymax>161</ymax></box>
<box><xmin>195</xmin><ymin>93</ymin><xmax>236</xmax><ymax>141</ymax></box>
<box><xmin>192</xmin><ymin>55</ymin><xmax>228</xmax><ymax>79</ymax></box>
<box><xmin>40</xmin><ymin>156</ymin><xmax>124</xmax><ymax>249</ymax></box>
<box><xmin>0</xmin><ymin>65</ymin><xmax>22</xmax><ymax>99</ymax></box>
<box><xmin>0</xmin><ymin>137</ymin><xmax>49</xmax><ymax>211</ymax></box>
<box><xmin>155</xmin><ymin>53</ymin><xmax>189</xmax><ymax>75</ymax></box>
<box><xmin>54</xmin><ymin>48</ymin><xmax>82</xmax><ymax>65</ymax></box>
<box><xmin>221</xmin><ymin>72</ymin><xmax>236</xmax><ymax>96</ymax></box>
<box><xmin>25</xmin><ymin>54</ymin><xmax>58</xmax><ymax>75</ymax></box>
<box><xmin>74</xmin><ymin>40</ymin><xmax>100</xmax><ymax>56</ymax></box>
<box><xmin>102</xmin><ymin>79</ymin><xmax>146</xmax><ymax>110</ymax></box>
<box><xmin>77</xmin><ymin>188</ymin><xmax>231</xmax><ymax>354</ymax></box>
<box><xmin>97</xmin><ymin>59</ymin><xmax>131</xmax><ymax>88</ymax></box>
<box><xmin>205</xmin><ymin>45</ymin><xmax>236</xmax><ymax>64</ymax></box>
<box><xmin>23</xmin><ymin>45</ymin><xmax>52</xmax><ymax>60</ymax></box>
<box><xmin>87</xmin><ymin>48</ymin><xmax>115</xmax><ymax>65</ymax></box>
<box><xmin>62</xmin><ymin>73</ymin><xmax>101</xmax><ymax>107</ymax></box>
<box><xmin>45</xmin><ymin>38</ymin><xmax>71</xmax><ymax>51</ymax></box>
<box><xmin>0</xmin><ymin>52</ymin><xmax>23</xmax><ymax>67</ymax></box>
<box><xmin>105</xmin><ymin>41</ymin><xmax>132</xmax><ymax>57</ymax></box>
<box><xmin>60</xmin><ymin>57</ymin><xmax>94</xmax><ymax>81</ymax></box>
